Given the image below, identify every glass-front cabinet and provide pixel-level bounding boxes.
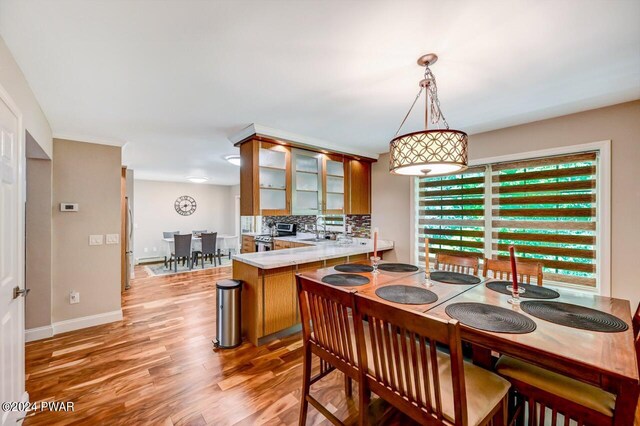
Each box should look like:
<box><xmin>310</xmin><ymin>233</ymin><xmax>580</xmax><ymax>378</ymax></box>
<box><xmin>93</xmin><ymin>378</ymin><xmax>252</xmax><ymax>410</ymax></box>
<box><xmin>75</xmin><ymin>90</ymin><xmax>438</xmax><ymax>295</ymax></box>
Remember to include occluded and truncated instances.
<box><xmin>239</xmin><ymin>137</ymin><xmax>368</xmax><ymax>216</ymax></box>
<box><xmin>323</xmin><ymin>154</ymin><xmax>345</xmax><ymax>214</ymax></box>
<box><xmin>258</xmin><ymin>143</ymin><xmax>290</xmax><ymax>215</ymax></box>
<box><xmin>291</xmin><ymin>149</ymin><xmax>345</xmax><ymax>215</ymax></box>
<box><xmin>292</xmin><ymin>149</ymin><xmax>322</xmax><ymax>215</ymax></box>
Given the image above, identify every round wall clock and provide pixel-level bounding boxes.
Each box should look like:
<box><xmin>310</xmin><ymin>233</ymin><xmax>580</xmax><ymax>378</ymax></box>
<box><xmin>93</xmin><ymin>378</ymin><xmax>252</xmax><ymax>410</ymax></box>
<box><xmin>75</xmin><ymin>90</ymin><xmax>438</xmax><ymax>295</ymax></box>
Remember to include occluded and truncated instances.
<box><xmin>175</xmin><ymin>195</ymin><xmax>197</xmax><ymax>216</ymax></box>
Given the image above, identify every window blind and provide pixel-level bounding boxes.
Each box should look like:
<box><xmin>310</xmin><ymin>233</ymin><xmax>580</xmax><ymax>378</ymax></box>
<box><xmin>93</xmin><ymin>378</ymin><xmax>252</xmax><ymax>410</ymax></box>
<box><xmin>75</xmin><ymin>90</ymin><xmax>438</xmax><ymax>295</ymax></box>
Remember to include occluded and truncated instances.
<box><xmin>491</xmin><ymin>152</ymin><xmax>598</xmax><ymax>287</ymax></box>
<box><xmin>417</xmin><ymin>166</ymin><xmax>486</xmax><ymax>263</ymax></box>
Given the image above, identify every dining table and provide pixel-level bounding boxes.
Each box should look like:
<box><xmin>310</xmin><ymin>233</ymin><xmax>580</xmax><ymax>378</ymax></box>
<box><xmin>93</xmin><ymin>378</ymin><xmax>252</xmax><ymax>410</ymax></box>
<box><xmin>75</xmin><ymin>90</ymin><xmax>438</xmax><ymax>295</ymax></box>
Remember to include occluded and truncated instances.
<box><xmin>297</xmin><ymin>260</ymin><xmax>640</xmax><ymax>426</ymax></box>
<box><xmin>162</xmin><ymin>234</ymin><xmax>237</xmax><ymax>259</ymax></box>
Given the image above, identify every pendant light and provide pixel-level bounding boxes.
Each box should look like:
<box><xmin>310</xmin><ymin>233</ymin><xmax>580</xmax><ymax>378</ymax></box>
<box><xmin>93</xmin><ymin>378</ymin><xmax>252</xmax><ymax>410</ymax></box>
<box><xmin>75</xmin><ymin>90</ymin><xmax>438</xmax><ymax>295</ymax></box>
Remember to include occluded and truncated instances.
<box><xmin>389</xmin><ymin>54</ymin><xmax>468</xmax><ymax>176</ymax></box>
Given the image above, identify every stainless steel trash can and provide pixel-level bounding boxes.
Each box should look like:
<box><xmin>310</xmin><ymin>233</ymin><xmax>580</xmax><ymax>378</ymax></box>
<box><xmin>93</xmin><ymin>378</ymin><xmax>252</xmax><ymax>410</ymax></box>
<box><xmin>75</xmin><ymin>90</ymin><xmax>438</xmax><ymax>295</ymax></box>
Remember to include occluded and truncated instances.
<box><xmin>213</xmin><ymin>279</ymin><xmax>242</xmax><ymax>349</ymax></box>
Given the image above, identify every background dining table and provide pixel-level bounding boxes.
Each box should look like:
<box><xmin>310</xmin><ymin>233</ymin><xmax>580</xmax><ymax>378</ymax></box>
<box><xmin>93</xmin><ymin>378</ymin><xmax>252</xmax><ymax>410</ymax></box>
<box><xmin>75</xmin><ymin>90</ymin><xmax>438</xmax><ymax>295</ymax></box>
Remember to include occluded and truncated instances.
<box><xmin>162</xmin><ymin>234</ymin><xmax>237</xmax><ymax>257</ymax></box>
<box><xmin>297</xmin><ymin>261</ymin><xmax>639</xmax><ymax>426</ymax></box>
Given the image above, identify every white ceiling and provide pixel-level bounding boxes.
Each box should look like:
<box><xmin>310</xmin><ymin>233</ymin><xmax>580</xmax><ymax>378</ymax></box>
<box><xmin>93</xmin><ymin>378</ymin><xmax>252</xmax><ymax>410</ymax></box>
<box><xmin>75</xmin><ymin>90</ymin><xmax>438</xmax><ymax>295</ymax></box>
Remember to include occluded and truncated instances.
<box><xmin>1</xmin><ymin>0</ymin><xmax>639</xmax><ymax>185</ymax></box>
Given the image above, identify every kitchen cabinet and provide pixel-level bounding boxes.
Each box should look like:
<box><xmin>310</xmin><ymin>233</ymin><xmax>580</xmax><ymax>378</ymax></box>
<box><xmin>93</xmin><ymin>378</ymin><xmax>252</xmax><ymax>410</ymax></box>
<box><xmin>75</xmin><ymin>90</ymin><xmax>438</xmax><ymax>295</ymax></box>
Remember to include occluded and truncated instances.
<box><xmin>322</xmin><ymin>154</ymin><xmax>346</xmax><ymax>214</ymax></box>
<box><xmin>239</xmin><ymin>137</ymin><xmax>372</xmax><ymax>216</ymax></box>
<box><xmin>292</xmin><ymin>149</ymin><xmax>322</xmax><ymax>215</ymax></box>
<box><xmin>241</xmin><ymin>235</ymin><xmax>256</xmax><ymax>253</ymax></box>
<box><xmin>240</xmin><ymin>141</ymin><xmax>291</xmax><ymax>216</ymax></box>
<box><xmin>273</xmin><ymin>239</ymin><xmax>291</xmax><ymax>250</ymax></box>
<box><xmin>345</xmin><ymin>158</ymin><xmax>371</xmax><ymax>215</ymax></box>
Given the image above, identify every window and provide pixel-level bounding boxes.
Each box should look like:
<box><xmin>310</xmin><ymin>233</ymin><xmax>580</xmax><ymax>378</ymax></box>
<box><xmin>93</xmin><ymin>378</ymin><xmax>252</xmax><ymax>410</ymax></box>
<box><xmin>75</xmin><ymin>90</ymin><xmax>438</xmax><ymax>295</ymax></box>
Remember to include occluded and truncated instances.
<box><xmin>416</xmin><ymin>151</ymin><xmax>601</xmax><ymax>290</ymax></box>
<box><xmin>416</xmin><ymin>166</ymin><xmax>486</xmax><ymax>263</ymax></box>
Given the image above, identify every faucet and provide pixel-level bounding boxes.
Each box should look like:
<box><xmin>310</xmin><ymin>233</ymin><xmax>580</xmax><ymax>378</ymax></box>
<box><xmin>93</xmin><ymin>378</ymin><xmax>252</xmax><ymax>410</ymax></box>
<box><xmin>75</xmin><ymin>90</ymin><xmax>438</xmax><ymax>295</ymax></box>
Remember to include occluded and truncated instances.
<box><xmin>315</xmin><ymin>216</ymin><xmax>326</xmax><ymax>240</ymax></box>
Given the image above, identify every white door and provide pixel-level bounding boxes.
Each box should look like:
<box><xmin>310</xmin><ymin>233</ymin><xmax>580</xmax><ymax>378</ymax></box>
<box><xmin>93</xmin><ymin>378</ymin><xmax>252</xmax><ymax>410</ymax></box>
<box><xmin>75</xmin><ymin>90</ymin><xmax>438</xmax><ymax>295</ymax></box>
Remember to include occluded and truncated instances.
<box><xmin>0</xmin><ymin>93</ymin><xmax>26</xmax><ymax>425</ymax></box>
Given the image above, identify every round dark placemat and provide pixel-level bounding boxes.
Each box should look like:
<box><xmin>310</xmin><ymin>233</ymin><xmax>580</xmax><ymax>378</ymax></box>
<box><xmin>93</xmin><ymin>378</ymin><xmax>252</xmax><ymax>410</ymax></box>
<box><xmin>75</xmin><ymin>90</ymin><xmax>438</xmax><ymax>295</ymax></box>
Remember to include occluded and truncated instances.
<box><xmin>445</xmin><ymin>302</ymin><xmax>537</xmax><ymax>334</ymax></box>
<box><xmin>321</xmin><ymin>274</ymin><xmax>370</xmax><ymax>287</ymax></box>
<box><xmin>430</xmin><ymin>271</ymin><xmax>481</xmax><ymax>285</ymax></box>
<box><xmin>377</xmin><ymin>263</ymin><xmax>420</xmax><ymax>273</ymax></box>
<box><xmin>486</xmin><ymin>281</ymin><xmax>560</xmax><ymax>299</ymax></box>
<box><xmin>375</xmin><ymin>285</ymin><xmax>438</xmax><ymax>305</ymax></box>
<box><xmin>334</xmin><ymin>264</ymin><xmax>374</xmax><ymax>273</ymax></box>
<box><xmin>520</xmin><ymin>301</ymin><xmax>628</xmax><ymax>333</ymax></box>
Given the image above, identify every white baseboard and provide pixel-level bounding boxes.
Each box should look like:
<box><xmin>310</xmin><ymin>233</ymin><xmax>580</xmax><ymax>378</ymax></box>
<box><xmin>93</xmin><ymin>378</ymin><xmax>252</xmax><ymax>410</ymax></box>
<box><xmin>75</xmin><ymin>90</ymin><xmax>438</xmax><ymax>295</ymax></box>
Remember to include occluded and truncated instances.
<box><xmin>53</xmin><ymin>310</ymin><xmax>123</xmax><ymax>335</ymax></box>
<box><xmin>25</xmin><ymin>325</ymin><xmax>54</xmax><ymax>342</ymax></box>
<box><xmin>24</xmin><ymin>310</ymin><xmax>123</xmax><ymax>342</ymax></box>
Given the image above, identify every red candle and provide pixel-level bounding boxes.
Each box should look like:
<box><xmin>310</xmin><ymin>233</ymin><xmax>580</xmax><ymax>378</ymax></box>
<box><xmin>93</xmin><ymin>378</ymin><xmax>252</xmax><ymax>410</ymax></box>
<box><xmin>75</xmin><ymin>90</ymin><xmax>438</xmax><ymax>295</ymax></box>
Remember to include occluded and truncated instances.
<box><xmin>509</xmin><ymin>245</ymin><xmax>518</xmax><ymax>292</ymax></box>
<box><xmin>373</xmin><ymin>228</ymin><xmax>378</xmax><ymax>258</ymax></box>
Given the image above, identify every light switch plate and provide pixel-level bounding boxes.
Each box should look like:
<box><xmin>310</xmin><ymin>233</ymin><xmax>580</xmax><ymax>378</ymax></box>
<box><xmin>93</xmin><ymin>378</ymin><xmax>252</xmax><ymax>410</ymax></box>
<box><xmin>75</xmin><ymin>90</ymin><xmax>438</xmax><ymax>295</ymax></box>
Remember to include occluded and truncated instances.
<box><xmin>89</xmin><ymin>235</ymin><xmax>104</xmax><ymax>246</ymax></box>
<box><xmin>106</xmin><ymin>234</ymin><xmax>120</xmax><ymax>244</ymax></box>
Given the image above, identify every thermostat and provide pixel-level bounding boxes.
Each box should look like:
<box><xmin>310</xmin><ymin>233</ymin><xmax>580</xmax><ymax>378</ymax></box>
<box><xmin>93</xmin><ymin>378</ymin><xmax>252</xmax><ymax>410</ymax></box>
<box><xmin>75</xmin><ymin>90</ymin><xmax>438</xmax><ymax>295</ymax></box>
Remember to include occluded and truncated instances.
<box><xmin>60</xmin><ymin>203</ymin><xmax>79</xmax><ymax>212</ymax></box>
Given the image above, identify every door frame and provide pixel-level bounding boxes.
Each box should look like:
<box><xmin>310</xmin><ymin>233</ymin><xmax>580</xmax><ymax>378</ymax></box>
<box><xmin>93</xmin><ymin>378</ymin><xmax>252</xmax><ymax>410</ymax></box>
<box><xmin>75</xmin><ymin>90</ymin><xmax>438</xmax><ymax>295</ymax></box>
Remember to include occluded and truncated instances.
<box><xmin>0</xmin><ymin>80</ymin><xmax>28</xmax><ymax>422</ymax></box>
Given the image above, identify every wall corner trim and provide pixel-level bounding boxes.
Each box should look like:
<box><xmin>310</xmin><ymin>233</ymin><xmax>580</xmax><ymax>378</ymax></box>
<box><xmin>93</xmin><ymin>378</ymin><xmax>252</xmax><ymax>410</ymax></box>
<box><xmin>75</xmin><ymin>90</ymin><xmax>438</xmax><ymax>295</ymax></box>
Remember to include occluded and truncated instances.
<box><xmin>53</xmin><ymin>310</ymin><xmax>123</xmax><ymax>335</ymax></box>
<box><xmin>25</xmin><ymin>325</ymin><xmax>54</xmax><ymax>343</ymax></box>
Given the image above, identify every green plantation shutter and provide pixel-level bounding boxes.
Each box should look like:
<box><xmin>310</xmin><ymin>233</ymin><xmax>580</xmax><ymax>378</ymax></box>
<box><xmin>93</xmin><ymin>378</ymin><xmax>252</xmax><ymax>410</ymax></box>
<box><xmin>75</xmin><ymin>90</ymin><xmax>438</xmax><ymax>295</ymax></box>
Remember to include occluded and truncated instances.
<box><xmin>491</xmin><ymin>152</ymin><xmax>598</xmax><ymax>287</ymax></box>
<box><xmin>417</xmin><ymin>166</ymin><xmax>486</xmax><ymax>263</ymax></box>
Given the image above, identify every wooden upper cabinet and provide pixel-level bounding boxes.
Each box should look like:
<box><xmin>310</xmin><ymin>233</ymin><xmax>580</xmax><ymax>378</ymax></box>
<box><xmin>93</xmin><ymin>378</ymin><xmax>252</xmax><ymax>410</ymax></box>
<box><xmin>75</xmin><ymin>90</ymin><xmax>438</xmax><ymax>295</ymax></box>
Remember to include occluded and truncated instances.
<box><xmin>240</xmin><ymin>139</ymin><xmax>292</xmax><ymax>216</ymax></box>
<box><xmin>322</xmin><ymin>154</ymin><xmax>346</xmax><ymax>215</ymax></box>
<box><xmin>345</xmin><ymin>159</ymin><xmax>371</xmax><ymax>215</ymax></box>
<box><xmin>239</xmin><ymin>136</ymin><xmax>372</xmax><ymax>216</ymax></box>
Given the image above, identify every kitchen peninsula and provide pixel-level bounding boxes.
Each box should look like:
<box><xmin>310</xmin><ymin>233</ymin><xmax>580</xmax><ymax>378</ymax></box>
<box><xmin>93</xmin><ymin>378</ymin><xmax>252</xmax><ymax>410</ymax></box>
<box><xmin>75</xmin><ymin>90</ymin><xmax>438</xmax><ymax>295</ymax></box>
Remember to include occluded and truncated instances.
<box><xmin>232</xmin><ymin>237</ymin><xmax>393</xmax><ymax>346</ymax></box>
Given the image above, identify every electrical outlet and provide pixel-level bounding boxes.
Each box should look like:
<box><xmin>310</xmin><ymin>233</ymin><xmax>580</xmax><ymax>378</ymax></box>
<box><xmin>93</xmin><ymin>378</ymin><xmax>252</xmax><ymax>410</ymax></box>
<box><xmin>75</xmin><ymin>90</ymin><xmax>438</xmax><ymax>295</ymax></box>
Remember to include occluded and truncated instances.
<box><xmin>144</xmin><ymin>247</ymin><xmax>148</xmax><ymax>253</ymax></box>
<box><xmin>89</xmin><ymin>235</ymin><xmax>104</xmax><ymax>246</ymax></box>
<box><xmin>106</xmin><ymin>234</ymin><xmax>119</xmax><ymax>244</ymax></box>
<box><xmin>152</xmin><ymin>246</ymin><xmax>157</xmax><ymax>252</ymax></box>
<box><xmin>69</xmin><ymin>291</ymin><xmax>80</xmax><ymax>304</ymax></box>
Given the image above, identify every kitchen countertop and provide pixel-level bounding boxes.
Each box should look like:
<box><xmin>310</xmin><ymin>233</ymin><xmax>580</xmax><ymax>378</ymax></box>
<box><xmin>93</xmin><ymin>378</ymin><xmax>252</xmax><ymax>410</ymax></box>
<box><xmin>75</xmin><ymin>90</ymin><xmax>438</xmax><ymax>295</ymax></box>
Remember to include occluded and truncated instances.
<box><xmin>232</xmin><ymin>238</ymin><xmax>394</xmax><ymax>269</ymax></box>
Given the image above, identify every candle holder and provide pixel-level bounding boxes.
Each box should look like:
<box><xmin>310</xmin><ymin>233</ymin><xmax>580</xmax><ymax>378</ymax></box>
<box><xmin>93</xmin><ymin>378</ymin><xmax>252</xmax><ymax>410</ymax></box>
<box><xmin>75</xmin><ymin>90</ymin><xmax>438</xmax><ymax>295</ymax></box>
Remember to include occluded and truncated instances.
<box><xmin>424</xmin><ymin>269</ymin><xmax>433</xmax><ymax>287</ymax></box>
<box><xmin>506</xmin><ymin>285</ymin><xmax>525</xmax><ymax>305</ymax></box>
<box><xmin>370</xmin><ymin>256</ymin><xmax>381</xmax><ymax>275</ymax></box>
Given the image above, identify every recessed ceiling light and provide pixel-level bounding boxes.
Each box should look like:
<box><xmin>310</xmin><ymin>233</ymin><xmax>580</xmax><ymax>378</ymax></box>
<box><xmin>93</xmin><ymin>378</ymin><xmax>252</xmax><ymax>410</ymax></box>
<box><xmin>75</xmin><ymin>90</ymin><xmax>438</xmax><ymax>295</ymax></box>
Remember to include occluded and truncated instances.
<box><xmin>225</xmin><ymin>155</ymin><xmax>241</xmax><ymax>166</ymax></box>
<box><xmin>187</xmin><ymin>176</ymin><xmax>209</xmax><ymax>183</ymax></box>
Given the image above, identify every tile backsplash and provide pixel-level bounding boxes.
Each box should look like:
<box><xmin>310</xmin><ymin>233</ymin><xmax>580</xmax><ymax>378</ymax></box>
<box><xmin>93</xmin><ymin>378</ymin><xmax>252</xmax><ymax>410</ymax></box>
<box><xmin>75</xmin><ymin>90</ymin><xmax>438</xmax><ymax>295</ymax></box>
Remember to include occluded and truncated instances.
<box><xmin>260</xmin><ymin>214</ymin><xmax>372</xmax><ymax>238</ymax></box>
<box><xmin>346</xmin><ymin>214</ymin><xmax>371</xmax><ymax>238</ymax></box>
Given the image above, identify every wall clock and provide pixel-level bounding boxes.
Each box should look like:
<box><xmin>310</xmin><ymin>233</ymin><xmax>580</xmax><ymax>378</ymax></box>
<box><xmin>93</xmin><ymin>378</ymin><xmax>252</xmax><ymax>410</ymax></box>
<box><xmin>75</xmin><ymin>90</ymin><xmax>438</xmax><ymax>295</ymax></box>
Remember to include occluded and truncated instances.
<box><xmin>175</xmin><ymin>195</ymin><xmax>197</xmax><ymax>216</ymax></box>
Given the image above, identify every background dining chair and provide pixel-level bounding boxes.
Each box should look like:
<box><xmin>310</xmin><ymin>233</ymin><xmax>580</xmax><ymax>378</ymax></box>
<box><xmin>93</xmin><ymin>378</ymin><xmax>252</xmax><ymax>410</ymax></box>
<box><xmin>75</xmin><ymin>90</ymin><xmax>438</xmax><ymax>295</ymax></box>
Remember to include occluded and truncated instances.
<box><xmin>162</xmin><ymin>231</ymin><xmax>179</xmax><ymax>267</ymax></box>
<box><xmin>192</xmin><ymin>229</ymin><xmax>207</xmax><ymax>235</ymax></box>
<box><xmin>195</xmin><ymin>232</ymin><xmax>218</xmax><ymax>268</ymax></box>
<box><xmin>169</xmin><ymin>234</ymin><xmax>193</xmax><ymax>272</ymax></box>
<box><xmin>633</xmin><ymin>302</ymin><xmax>640</xmax><ymax>337</ymax></box>
<box><xmin>296</xmin><ymin>275</ymin><xmax>363</xmax><ymax>426</ymax></box>
<box><xmin>434</xmin><ymin>253</ymin><xmax>479</xmax><ymax>275</ymax></box>
<box><xmin>483</xmin><ymin>258</ymin><xmax>544</xmax><ymax>285</ymax></box>
<box><xmin>352</xmin><ymin>293</ymin><xmax>510</xmax><ymax>426</ymax></box>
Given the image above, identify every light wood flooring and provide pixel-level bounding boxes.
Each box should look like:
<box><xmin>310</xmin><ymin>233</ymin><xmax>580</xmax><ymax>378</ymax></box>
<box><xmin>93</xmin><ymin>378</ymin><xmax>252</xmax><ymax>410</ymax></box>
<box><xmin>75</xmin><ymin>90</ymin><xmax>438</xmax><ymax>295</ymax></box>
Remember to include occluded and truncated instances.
<box><xmin>24</xmin><ymin>265</ymin><xmax>358</xmax><ymax>425</ymax></box>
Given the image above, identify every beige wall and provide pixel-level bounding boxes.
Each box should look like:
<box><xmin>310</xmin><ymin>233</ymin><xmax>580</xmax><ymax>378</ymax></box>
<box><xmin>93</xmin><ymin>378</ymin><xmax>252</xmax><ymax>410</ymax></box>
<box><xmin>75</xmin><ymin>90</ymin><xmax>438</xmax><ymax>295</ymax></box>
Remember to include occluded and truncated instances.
<box><xmin>371</xmin><ymin>155</ymin><xmax>412</xmax><ymax>262</ymax></box>
<box><xmin>0</xmin><ymin>36</ymin><xmax>52</xmax><ymax>158</ymax></box>
<box><xmin>25</xmin><ymin>158</ymin><xmax>52</xmax><ymax>329</ymax></box>
<box><xmin>52</xmin><ymin>139</ymin><xmax>122</xmax><ymax>322</ymax></box>
<box><xmin>372</xmin><ymin>100</ymin><xmax>640</xmax><ymax>307</ymax></box>
<box><xmin>133</xmin><ymin>180</ymin><xmax>237</xmax><ymax>261</ymax></box>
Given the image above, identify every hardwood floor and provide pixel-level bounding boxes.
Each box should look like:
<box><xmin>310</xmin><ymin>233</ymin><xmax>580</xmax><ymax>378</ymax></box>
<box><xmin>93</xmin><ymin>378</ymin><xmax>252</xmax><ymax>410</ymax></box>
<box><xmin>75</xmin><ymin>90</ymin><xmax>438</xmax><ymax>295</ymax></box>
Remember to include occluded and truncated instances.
<box><xmin>24</xmin><ymin>265</ymin><xmax>358</xmax><ymax>425</ymax></box>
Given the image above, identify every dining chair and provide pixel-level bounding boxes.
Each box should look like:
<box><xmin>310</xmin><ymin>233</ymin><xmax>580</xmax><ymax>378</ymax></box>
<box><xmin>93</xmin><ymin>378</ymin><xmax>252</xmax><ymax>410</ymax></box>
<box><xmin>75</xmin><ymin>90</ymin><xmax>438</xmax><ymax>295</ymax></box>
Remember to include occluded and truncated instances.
<box><xmin>162</xmin><ymin>231</ymin><xmax>179</xmax><ymax>267</ymax></box>
<box><xmin>483</xmin><ymin>258</ymin><xmax>544</xmax><ymax>285</ymax></box>
<box><xmin>194</xmin><ymin>232</ymin><xmax>218</xmax><ymax>268</ymax></box>
<box><xmin>296</xmin><ymin>274</ymin><xmax>363</xmax><ymax>426</ymax></box>
<box><xmin>633</xmin><ymin>302</ymin><xmax>640</xmax><ymax>338</ymax></box>
<box><xmin>352</xmin><ymin>292</ymin><xmax>510</xmax><ymax>426</ymax></box>
<box><xmin>434</xmin><ymin>253</ymin><xmax>479</xmax><ymax>275</ymax></box>
<box><xmin>168</xmin><ymin>234</ymin><xmax>193</xmax><ymax>272</ymax></box>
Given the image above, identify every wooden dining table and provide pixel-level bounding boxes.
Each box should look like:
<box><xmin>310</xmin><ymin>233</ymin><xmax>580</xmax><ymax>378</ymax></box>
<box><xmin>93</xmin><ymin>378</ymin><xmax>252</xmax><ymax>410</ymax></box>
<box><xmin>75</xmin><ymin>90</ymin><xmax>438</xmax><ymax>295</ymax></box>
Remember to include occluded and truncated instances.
<box><xmin>297</xmin><ymin>261</ymin><xmax>640</xmax><ymax>426</ymax></box>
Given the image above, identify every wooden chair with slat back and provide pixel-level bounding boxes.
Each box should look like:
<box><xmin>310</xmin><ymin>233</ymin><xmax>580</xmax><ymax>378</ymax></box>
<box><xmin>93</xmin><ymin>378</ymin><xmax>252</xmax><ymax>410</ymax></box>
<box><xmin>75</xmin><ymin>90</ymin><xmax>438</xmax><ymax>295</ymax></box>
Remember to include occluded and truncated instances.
<box><xmin>352</xmin><ymin>293</ymin><xmax>510</xmax><ymax>426</ymax></box>
<box><xmin>296</xmin><ymin>274</ymin><xmax>364</xmax><ymax>425</ymax></box>
<box><xmin>633</xmin><ymin>302</ymin><xmax>640</xmax><ymax>338</ymax></box>
<box><xmin>434</xmin><ymin>253</ymin><xmax>479</xmax><ymax>275</ymax></box>
<box><xmin>483</xmin><ymin>258</ymin><xmax>544</xmax><ymax>285</ymax></box>
<box><xmin>494</xmin><ymin>301</ymin><xmax>640</xmax><ymax>426</ymax></box>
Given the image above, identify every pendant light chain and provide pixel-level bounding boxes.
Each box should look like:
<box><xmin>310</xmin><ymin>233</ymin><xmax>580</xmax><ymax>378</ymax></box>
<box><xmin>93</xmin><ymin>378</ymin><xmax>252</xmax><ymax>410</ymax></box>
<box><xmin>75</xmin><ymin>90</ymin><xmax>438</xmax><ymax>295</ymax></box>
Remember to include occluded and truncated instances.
<box><xmin>393</xmin><ymin>65</ymin><xmax>449</xmax><ymax>138</ymax></box>
<box><xmin>424</xmin><ymin>66</ymin><xmax>450</xmax><ymax>130</ymax></box>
